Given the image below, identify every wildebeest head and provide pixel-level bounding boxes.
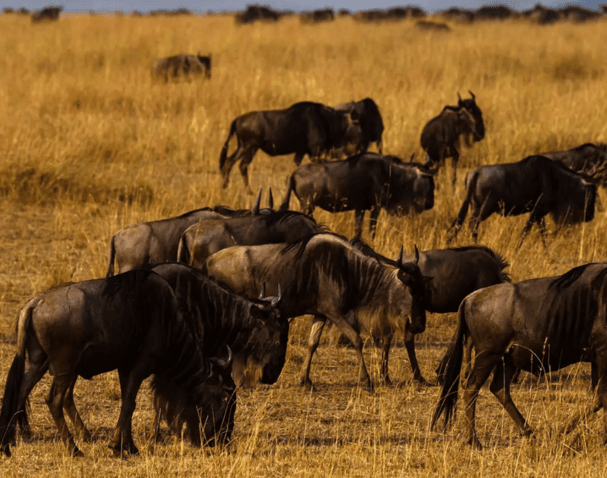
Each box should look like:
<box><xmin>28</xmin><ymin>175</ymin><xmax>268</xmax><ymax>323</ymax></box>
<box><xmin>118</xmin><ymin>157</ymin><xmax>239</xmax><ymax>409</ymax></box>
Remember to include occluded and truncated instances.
<box><xmin>197</xmin><ymin>52</ymin><xmax>212</xmax><ymax>78</ymax></box>
<box><xmin>394</xmin><ymin>246</ymin><xmax>430</xmax><ymax>334</ymax></box>
<box><xmin>550</xmin><ymin>169</ymin><xmax>597</xmax><ymax>225</ymax></box>
<box><xmin>386</xmin><ymin>161</ymin><xmax>436</xmax><ymax>216</ymax></box>
<box><xmin>457</xmin><ymin>91</ymin><xmax>485</xmax><ymax>141</ymax></box>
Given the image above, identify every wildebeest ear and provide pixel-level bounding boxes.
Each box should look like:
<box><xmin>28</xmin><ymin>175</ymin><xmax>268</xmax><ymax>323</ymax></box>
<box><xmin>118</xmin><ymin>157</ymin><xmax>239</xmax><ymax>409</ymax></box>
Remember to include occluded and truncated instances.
<box><xmin>252</xmin><ymin>188</ymin><xmax>262</xmax><ymax>215</ymax></box>
<box><xmin>395</xmin><ymin>245</ymin><xmax>404</xmax><ymax>267</ymax></box>
<box><xmin>249</xmin><ymin>304</ymin><xmax>267</xmax><ymax>320</ymax></box>
<box><xmin>268</xmin><ymin>188</ymin><xmax>274</xmax><ymax>210</ymax></box>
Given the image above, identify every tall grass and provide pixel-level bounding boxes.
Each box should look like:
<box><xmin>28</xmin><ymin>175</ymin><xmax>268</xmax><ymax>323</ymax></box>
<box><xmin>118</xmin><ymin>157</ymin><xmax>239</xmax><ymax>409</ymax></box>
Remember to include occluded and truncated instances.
<box><xmin>0</xmin><ymin>12</ymin><xmax>607</xmax><ymax>476</ymax></box>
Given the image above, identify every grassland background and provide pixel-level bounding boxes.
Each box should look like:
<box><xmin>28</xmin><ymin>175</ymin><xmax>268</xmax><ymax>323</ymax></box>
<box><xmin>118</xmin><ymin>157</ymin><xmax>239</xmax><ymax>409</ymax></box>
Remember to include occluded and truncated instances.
<box><xmin>1</xmin><ymin>12</ymin><xmax>607</xmax><ymax>477</ymax></box>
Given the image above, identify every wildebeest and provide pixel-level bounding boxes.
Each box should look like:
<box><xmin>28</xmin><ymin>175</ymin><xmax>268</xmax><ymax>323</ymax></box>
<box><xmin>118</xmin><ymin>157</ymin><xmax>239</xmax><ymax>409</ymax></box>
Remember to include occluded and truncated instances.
<box><xmin>31</xmin><ymin>6</ymin><xmax>62</xmax><ymax>22</ymax></box>
<box><xmin>325</xmin><ymin>238</ymin><xmax>510</xmax><ymax>383</ymax></box>
<box><xmin>432</xmin><ymin>263</ymin><xmax>607</xmax><ymax>449</ymax></box>
<box><xmin>106</xmin><ymin>189</ymin><xmax>271</xmax><ymax>277</ymax></box>
<box><xmin>334</xmin><ymin>98</ymin><xmax>385</xmax><ymax>154</ymax></box>
<box><xmin>448</xmin><ymin>155</ymin><xmax>597</xmax><ymax>249</ymax></box>
<box><xmin>177</xmin><ymin>209</ymin><xmax>321</xmax><ymax>268</ymax></box>
<box><xmin>235</xmin><ymin>5</ymin><xmax>281</xmax><ymax>24</ymax></box>
<box><xmin>152</xmin><ymin>53</ymin><xmax>212</xmax><ymax>81</ymax></box>
<box><xmin>285</xmin><ymin>153</ymin><xmax>435</xmax><ymax>239</ymax></box>
<box><xmin>415</xmin><ymin>20</ymin><xmax>451</xmax><ymax>31</ymax></box>
<box><xmin>0</xmin><ymin>270</ymin><xmax>235</xmax><ymax>457</ymax></box>
<box><xmin>421</xmin><ymin>95</ymin><xmax>484</xmax><ymax>184</ymax></box>
<box><xmin>474</xmin><ymin>5</ymin><xmax>517</xmax><ymax>20</ymax></box>
<box><xmin>204</xmin><ymin>233</ymin><xmax>430</xmax><ymax>390</ymax></box>
<box><xmin>218</xmin><ymin>101</ymin><xmax>354</xmax><ymax>191</ymax></box>
<box><xmin>300</xmin><ymin>8</ymin><xmax>335</xmax><ymax>23</ymax></box>
<box><xmin>541</xmin><ymin>143</ymin><xmax>607</xmax><ymax>185</ymax></box>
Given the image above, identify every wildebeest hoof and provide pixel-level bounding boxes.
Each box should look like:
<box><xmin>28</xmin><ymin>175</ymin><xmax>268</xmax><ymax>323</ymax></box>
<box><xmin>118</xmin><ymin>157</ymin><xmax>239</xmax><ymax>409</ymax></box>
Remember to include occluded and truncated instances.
<box><xmin>80</xmin><ymin>429</ymin><xmax>93</xmax><ymax>443</ymax></box>
<box><xmin>300</xmin><ymin>379</ymin><xmax>316</xmax><ymax>392</ymax></box>
<box><xmin>109</xmin><ymin>442</ymin><xmax>139</xmax><ymax>458</ymax></box>
<box><xmin>70</xmin><ymin>445</ymin><xmax>84</xmax><ymax>458</ymax></box>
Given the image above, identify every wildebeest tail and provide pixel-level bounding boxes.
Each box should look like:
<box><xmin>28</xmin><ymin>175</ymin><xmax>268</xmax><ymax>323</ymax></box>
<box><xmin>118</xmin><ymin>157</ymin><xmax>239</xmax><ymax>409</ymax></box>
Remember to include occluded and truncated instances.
<box><xmin>106</xmin><ymin>235</ymin><xmax>116</xmax><ymax>278</ymax></box>
<box><xmin>431</xmin><ymin>302</ymin><xmax>467</xmax><ymax>432</ymax></box>
<box><xmin>0</xmin><ymin>304</ymin><xmax>33</xmax><ymax>457</ymax></box>
<box><xmin>219</xmin><ymin>119</ymin><xmax>238</xmax><ymax>171</ymax></box>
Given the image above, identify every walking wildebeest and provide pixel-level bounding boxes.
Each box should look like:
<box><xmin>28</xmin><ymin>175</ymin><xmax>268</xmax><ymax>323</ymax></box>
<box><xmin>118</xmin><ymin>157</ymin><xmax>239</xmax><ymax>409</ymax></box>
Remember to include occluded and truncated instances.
<box><xmin>218</xmin><ymin>101</ymin><xmax>354</xmax><ymax>191</ymax></box>
<box><xmin>285</xmin><ymin>153</ymin><xmax>435</xmax><ymax>239</ymax></box>
<box><xmin>106</xmin><ymin>189</ymin><xmax>272</xmax><ymax>276</ymax></box>
<box><xmin>448</xmin><ymin>155</ymin><xmax>597</xmax><ymax>249</ymax></box>
<box><xmin>334</xmin><ymin>98</ymin><xmax>385</xmax><ymax>154</ymax></box>
<box><xmin>324</xmin><ymin>238</ymin><xmax>510</xmax><ymax>383</ymax></box>
<box><xmin>204</xmin><ymin>233</ymin><xmax>430</xmax><ymax>390</ymax></box>
<box><xmin>149</xmin><ymin>263</ymin><xmax>287</xmax><ymax>436</ymax></box>
<box><xmin>31</xmin><ymin>5</ymin><xmax>62</xmax><ymax>22</ymax></box>
<box><xmin>420</xmin><ymin>98</ymin><xmax>483</xmax><ymax>185</ymax></box>
<box><xmin>177</xmin><ymin>209</ymin><xmax>321</xmax><ymax>268</ymax></box>
<box><xmin>152</xmin><ymin>53</ymin><xmax>212</xmax><ymax>81</ymax></box>
<box><xmin>432</xmin><ymin>263</ymin><xmax>607</xmax><ymax>449</ymax></box>
<box><xmin>541</xmin><ymin>143</ymin><xmax>607</xmax><ymax>185</ymax></box>
<box><xmin>0</xmin><ymin>270</ymin><xmax>235</xmax><ymax>457</ymax></box>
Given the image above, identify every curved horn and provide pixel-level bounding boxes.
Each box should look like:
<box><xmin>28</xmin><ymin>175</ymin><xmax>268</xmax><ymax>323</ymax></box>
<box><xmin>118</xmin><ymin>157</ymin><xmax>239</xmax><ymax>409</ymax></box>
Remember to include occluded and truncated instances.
<box><xmin>457</xmin><ymin>92</ymin><xmax>462</xmax><ymax>103</ymax></box>
<box><xmin>268</xmin><ymin>188</ymin><xmax>274</xmax><ymax>210</ymax></box>
<box><xmin>414</xmin><ymin>245</ymin><xmax>420</xmax><ymax>264</ymax></box>
<box><xmin>409</xmin><ymin>153</ymin><xmax>415</xmax><ymax>162</ymax></box>
<box><xmin>279</xmin><ymin>177</ymin><xmax>292</xmax><ymax>212</ymax></box>
<box><xmin>271</xmin><ymin>284</ymin><xmax>282</xmax><ymax>308</ymax></box>
<box><xmin>258</xmin><ymin>282</ymin><xmax>266</xmax><ymax>300</ymax></box>
<box><xmin>395</xmin><ymin>245</ymin><xmax>404</xmax><ymax>267</ymax></box>
<box><xmin>213</xmin><ymin>345</ymin><xmax>233</xmax><ymax>371</ymax></box>
<box><xmin>252</xmin><ymin>188</ymin><xmax>262</xmax><ymax>215</ymax></box>
<box><xmin>468</xmin><ymin>90</ymin><xmax>475</xmax><ymax>100</ymax></box>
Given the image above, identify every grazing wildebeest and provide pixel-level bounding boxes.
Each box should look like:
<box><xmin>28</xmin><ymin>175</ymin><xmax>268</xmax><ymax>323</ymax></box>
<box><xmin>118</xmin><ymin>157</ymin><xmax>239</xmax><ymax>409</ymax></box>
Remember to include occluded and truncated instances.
<box><xmin>326</xmin><ymin>238</ymin><xmax>510</xmax><ymax>383</ymax></box>
<box><xmin>177</xmin><ymin>210</ymin><xmax>321</xmax><ymax>268</ymax></box>
<box><xmin>285</xmin><ymin>153</ymin><xmax>435</xmax><ymax>239</ymax></box>
<box><xmin>541</xmin><ymin>143</ymin><xmax>607</xmax><ymax>184</ymax></box>
<box><xmin>218</xmin><ymin>101</ymin><xmax>353</xmax><ymax>191</ymax></box>
<box><xmin>31</xmin><ymin>6</ymin><xmax>62</xmax><ymax>22</ymax></box>
<box><xmin>334</xmin><ymin>98</ymin><xmax>385</xmax><ymax>154</ymax></box>
<box><xmin>106</xmin><ymin>189</ymin><xmax>271</xmax><ymax>277</ymax></box>
<box><xmin>432</xmin><ymin>263</ymin><xmax>607</xmax><ymax>449</ymax></box>
<box><xmin>448</xmin><ymin>155</ymin><xmax>597</xmax><ymax>249</ymax></box>
<box><xmin>152</xmin><ymin>53</ymin><xmax>212</xmax><ymax>81</ymax></box>
<box><xmin>420</xmin><ymin>99</ymin><xmax>483</xmax><ymax>184</ymax></box>
<box><xmin>205</xmin><ymin>233</ymin><xmax>430</xmax><ymax>390</ymax></box>
<box><xmin>149</xmin><ymin>263</ymin><xmax>287</xmax><ymax>436</ymax></box>
<box><xmin>0</xmin><ymin>270</ymin><xmax>235</xmax><ymax>457</ymax></box>
<box><xmin>415</xmin><ymin>20</ymin><xmax>451</xmax><ymax>31</ymax></box>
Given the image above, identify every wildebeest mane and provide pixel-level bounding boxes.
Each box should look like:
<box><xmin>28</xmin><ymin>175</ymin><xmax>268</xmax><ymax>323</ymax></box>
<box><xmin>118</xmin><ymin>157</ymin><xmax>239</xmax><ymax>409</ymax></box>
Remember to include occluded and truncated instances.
<box><xmin>102</xmin><ymin>269</ymin><xmax>156</xmax><ymax>299</ymax></box>
<box><xmin>445</xmin><ymin>245</ymin><xmax>511</xmax><ymax>282</ymax></box>
<box><xmin>549</xmin><ymin>263</ymin><xmax>594</xmax><ymax>291</ymax></box>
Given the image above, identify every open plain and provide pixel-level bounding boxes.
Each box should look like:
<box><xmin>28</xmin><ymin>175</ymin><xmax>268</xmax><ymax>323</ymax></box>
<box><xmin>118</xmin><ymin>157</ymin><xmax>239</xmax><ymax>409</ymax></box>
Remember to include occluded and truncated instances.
<box><xmin>1</xmin><ymin>11</ymin><xmax>607</xmax><ymax>477</ymax></box>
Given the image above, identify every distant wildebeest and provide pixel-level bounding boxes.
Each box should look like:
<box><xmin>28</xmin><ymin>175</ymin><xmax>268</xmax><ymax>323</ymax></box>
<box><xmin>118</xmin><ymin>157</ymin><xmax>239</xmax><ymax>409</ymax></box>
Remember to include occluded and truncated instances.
<box><xmin>205</xmin><ymin>233</ymin><xmax>430</xmax><ymax>390</ymax></box>
<box><xmin>177</xmin><ymin>209</ymin><xmax>321</xmax><ymax>268</ymax></box>
<box><xmin>541</xmin><ymin>143</ymin><xmax>607</xmax><ymax>185</ymax></box>
<box><xmin>152</xmin><ymin>53</ymin><xmax>212</xmax><ymax>81</ymax></box>
<box><xmin>328</xmin><ymin>238</ymin><xmax>510</xmax><ymax>383</ymax></box>
<box><xmin>106</xmin><ymin>189</ymin><xmax>271</xmax><ymax>276</ymax></box>
<box><xmin>334</xmin><ymin>98</ymin><xmax>385</xmax><ymax>154</ymax></box>
<box><xmin>415</xmin><ymin>20</ymin><xmax>451</xmax><ymax>31</ymax></box>
<box><xmin>218</xmin><ymin>101</ymin><xmax>354</xmax><ymax>191</ymax></box>
<box><xmin>523</xmin><ymin>4</ymin><xmax>561</xmax><ymax>24</ymax></box>
<box><xmin>301</xmin><ymin>8</ymin><xmax>335</xmax><ymax>23</ymax></box>
<box><xmin>235</xmin><ymin>5</ymin><xmax>281</xmax><ymax>24</ymax></box>
<box><xmin>439</xmin><ymin>7</ymin><xmax>475</xmax><ymax>22</ymax></box>
<box><xmin>0</xmin><ymin>270</ymin><xmax>236</xmax><ymax>457</ymax></box>
<box><xmin>432</xmin><ymin>263</ymin><xmax>607</xmax><ymax>449</ymax></box>
<box><xmin>285</xmin><ymin>153</ymin><xmax>435</xmax><ymax>239</ymax></box>
<box><xmin>421</xmin><ymin>92</ymin><xmax>484</xmax><ymax>184</ymax></box>
<box><xmin>448</xmin><ymin>155</ymin><xmax>597</xmax><ymax>249</ymax></box>
<box><xmin>31</xmin><ymin>5</ymin><xmax>62</xmax><ymax>22</ymax></box>
<box><xmin>149</xmin><ymin>263</ymin><xmax>286</xmax><ymax>436</ymax></box>
<box><xmin>474</xmin><ymin>5</ymin><xmax>517</xmax><ymax>20</ymax></box>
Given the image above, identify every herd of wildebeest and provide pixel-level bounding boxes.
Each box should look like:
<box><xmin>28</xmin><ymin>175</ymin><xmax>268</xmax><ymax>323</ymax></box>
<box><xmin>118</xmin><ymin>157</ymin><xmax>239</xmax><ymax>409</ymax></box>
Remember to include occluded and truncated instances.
<box><xmin>3</xmin><ymin>5</ymin><xmax>607</xmax><ymax>462</ymax></box>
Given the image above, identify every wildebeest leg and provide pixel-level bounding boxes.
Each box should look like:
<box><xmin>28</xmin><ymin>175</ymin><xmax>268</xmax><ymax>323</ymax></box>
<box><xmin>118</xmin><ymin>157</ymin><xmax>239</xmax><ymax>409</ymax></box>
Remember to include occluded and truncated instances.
<box><xmin>328</xmin><ymin>312</ymin><xmax>372</xmax><ymax>390</ymax></box>
<box><xmin>238</xmin><ymin>147</ymin><xmax>258</xmax><ymax>194</ymax></box>
<box><xmin>537</xmin><ymin>217</ymin><xmax>548</xmax><ymax>248</ymax></box>
<box><xmin>300</xmin><ymin>316</ymin><xmax>327</xmax><ymax>391</ymax></box>
<box><xmin>293</xmin><ymin>152</ymin><xmax>305</xmax><ymax>166</ymax></box>
<box><xmin>462</xmin><ymin>352</ymin><xmax>501</xmax><ymax>449</ymax></box>
<box><xmin>489</xmin><ymin>354</ymin><xmax>533</xmax><ymax>437</ymax></box>
<box><xmin>16</xmin><ymin>346</ymin><xmax>49</xmax><ymax>440</ymax></box>
<box><xmin>517</xmin><ymin>214</ymin><xmax>539</xmax><ymax>250</ymax></box>
<box><xmin>63</xmin><ymin>380</ymin><xmax>92</xmax><ymax>442</ymax></box>
<box><xmin>221</xmin><ymin>147</ymin><xmax>244</xmax><ymax>189</ymax></box>
<box><xmin>404</xmin><ymin>323</ymin><xmax>428</xmax><ymax>384</ymax></box>
<box><xmin>369</xmin><ymin>207</ymin><xmax>381</xmax><ymax>240</ymax></box>
<box><xmin>379</xmin><ymin>331</ymin><xmax>393</xmax><ymax>385</ymax></box>
<box><xmin>46</xmin><ymin>373</ymin><xmax>83</xmax><ymax>457</ymax></box>
<box><xmin>451</xmin><ymin>151</ymin><xmax>459</xmax><ymax>187</ymax></box>
<box><xmin>109</xmin><ymin>367</ymin><xmax>148</xmax><ymax>456</ymax></box>
<box><xmin>354</xmin><ymin>210</ymin><xmax>365</xmax><ymax>238</ymax></box>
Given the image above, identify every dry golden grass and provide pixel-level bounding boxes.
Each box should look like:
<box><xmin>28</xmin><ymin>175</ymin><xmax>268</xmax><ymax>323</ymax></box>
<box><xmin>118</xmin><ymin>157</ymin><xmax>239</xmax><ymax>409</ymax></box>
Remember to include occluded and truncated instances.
<box><xmin>1</xmin><ymin>12</ymin><xmax>607</xmax><ymax>476</ymax></box>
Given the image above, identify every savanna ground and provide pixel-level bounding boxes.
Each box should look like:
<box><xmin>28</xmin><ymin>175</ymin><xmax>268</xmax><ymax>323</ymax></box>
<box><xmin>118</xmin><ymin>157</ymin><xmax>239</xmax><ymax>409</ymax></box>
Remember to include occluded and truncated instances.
<box><xmin>1</xmin><ymin>11</ymin><xmax>607</xmax><ymax>477</ymax></box>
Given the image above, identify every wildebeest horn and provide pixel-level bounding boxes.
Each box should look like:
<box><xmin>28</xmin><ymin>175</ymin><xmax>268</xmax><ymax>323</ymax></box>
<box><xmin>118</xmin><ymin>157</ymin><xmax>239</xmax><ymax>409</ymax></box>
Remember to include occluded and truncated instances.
<box><xmin>258</xmin><ymin>282</ymin><xmax>266</xmax><ymax>300</ymax></box>
<box><xmin>252</xmin><ymin>188</ymin><xmax>262</xmax><ymax>215</ymax></box>
<box><xmin>268</xmin><ymin>188</ymin><xmax>274</xmax><ymax>210</ymax></box>
<box><xmin>217</xmin><ymin>345</ymin><xmax>233</xmax><ymax>371</ymax></box>
<box><xmin>279</xmin><ymin>178</ymin><xmax>292</xmax><ymax>212</ymax></box>
<box><xmin>395</xmin><ymin>245</ymin><xmax>404</xmax><ymax>267</ymax></box>
<box><xmin>271</xmin><ymin>284</ymin><xmax>282</xmax><ymax>308</ymax></box>
<box><xmin>468</xmin><ymin>90</ymin><xmax>476</xmax><ymax>100</ymax></box>
<box><xmin>409</xmin><ymin>153</ymin><xmax>415</xmax><ymax>162</ymax></box>
<box><xmin>414</xmin><ymin>245</ymin><xmax>420</xmax><ymax>264</ymax></box>
<box><xmin>457</xmin><ymin>92</ymin><xmax>462</xmax><ymax>103</ymax></box>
